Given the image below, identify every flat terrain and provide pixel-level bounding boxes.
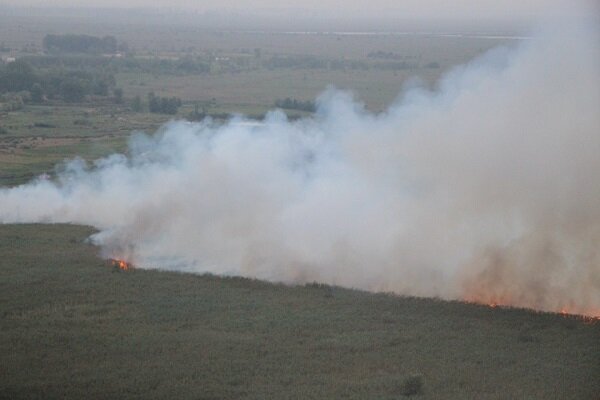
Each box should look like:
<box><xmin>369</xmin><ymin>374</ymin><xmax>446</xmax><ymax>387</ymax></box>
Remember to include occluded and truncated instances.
<box><xmin>3</xmin><ymin>13</ymin><xmax>597</xmax><ymax>399</ymax></box>
<box><xmin>0</xmin><ymin>12</ymin><xmax>519</xmax><ymax>187</ymax></box>
<box><xmin>1</xmin><ymin>224</ymin><xmax>598</xmax><ymax>399</ymax></box>
<box><xmin>0</xmin><ymin>104</ymin><xmax>164</xmax><ymax>186</ymax></box>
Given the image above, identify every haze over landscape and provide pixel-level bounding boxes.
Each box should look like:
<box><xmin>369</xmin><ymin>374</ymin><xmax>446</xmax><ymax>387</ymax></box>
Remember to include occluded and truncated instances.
<box><xmin>2</xmin><ymin>19</ymin><xmax>599</xmax><ymax>317</ymax></box>
<box><xmin>1</xmin><ymin>0</ymin><xmax>599</xmax><ymax>398</ymax></box>
<box><xmin>1</xmin><ymin>0</ymin><xmax>595</xmax><ymax>18</ymax></box>
<box><xmin>2</xmin><ymin>0</ymin><xmax>599</xmax><ymax>33</ymax></box>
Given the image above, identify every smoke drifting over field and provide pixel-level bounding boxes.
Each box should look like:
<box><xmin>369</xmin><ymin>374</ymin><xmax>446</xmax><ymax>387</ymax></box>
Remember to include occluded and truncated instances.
<box><xmin>1</xmin><ymin>23</ymin><xmax>599</xmax><ymax>316</ymax></box>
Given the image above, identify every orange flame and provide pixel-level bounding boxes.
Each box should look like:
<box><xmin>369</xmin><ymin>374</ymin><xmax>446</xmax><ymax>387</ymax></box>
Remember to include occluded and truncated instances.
<box><xmin>110</xmin><ymin>258</ymin><xmax>132</xmax><ymax>271</ymax></box>
<box><xmin>463</xmin><ymin>294</ymin><xmax>599</xmax><ymax>324</ymax></box>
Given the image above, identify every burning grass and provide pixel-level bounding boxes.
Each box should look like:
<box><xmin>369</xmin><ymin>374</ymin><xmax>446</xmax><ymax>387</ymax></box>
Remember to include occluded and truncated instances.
<box><xmin>462</xmin><ymin>296</ymin><xmax>600</xmax><ymax>325</ymax></box>
<box><xmin>109</xmin><ymin>258</ymin><xmax>133</xmax><ymax>271</ymax></box>
<box><xmin>1</xmin><ymin>223</ymin><xmax>599</xmax><ymax>399</ymax></box>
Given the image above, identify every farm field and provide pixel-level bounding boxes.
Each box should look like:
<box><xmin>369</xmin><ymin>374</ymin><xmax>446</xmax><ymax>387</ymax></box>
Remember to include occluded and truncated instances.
<box><xmin>0</xmin><ymin>11</ymin><xmax>518</xmax><ymax>188</ymax></box>
<box><xmin>0</xmin><ymin>105</ymin><xmax>151</xmax><ymax>186</ymax></box>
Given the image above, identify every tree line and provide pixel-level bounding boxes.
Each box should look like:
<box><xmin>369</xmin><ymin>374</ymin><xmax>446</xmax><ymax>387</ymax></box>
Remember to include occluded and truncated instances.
<box><xmin>0</xmin><ymin>59</ymin><xmax>119</xmax><ymax>103</ymax></box>
<box><xmin>0</xmin><ymin>59</ymin><xmax>183</xmax><ymax>114</ymax></box>
<box><xmin>130</xmin><ymin>93</ymin><xmax>182</xmax><ymax>115</ymax></box>
<box><xmin>21</xmin><ymin>54</ymin><xmax>210</xmax><ymax>76</ymax></box>
<box><xmin>274</xmin><ymin>97</ymin><xmax>316</xmax><ymax>112</ymax></box>
<box><xmin>43</xmin><ymin>34</ymin><xmax>123</xmax><ymax>55</ymax></box>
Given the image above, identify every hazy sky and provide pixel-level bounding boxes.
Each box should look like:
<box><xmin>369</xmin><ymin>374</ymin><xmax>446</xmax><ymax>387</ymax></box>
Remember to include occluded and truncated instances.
<box><xmin>1</xmin><ymin>0</ymin><xmax>597</xmax><ymax>21</ymax></box>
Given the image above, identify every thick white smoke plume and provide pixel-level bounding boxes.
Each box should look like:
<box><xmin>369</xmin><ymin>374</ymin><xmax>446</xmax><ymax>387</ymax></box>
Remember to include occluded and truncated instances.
<box><xmin>1</xmin><ymin>23</ymin><xmax>599</xmax><ymax>316</ymax></box>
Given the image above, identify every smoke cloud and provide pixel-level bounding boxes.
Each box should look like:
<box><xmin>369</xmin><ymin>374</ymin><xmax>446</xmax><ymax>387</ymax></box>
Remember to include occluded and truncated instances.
<box><xmin>1</xmin><ymin>23</ymin><xmax>599</xmax><ymax>316</ymax></box>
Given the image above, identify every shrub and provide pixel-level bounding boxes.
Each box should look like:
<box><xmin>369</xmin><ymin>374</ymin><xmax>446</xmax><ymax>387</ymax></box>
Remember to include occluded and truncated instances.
<box><xmin>147</xmin><ymin>92</ymin><xmax>181</xmax><ymax>115</ymax></box>
<box><xmin>60</xmin><ymin>79</ymin><xmax>87</xmax><ymax>102</ymax></box>
<box><xmin>30</xmin><ymin>83</ymin><xmax>44</xmax><ymax>103</ymax></box>
<box><xmin>113</xmin><ymin>87</ymin><xmax>123</xmax><ymax>104</ymax></box>
<box><xmin>131</xmin><ymin>95</ymin><xmax>143</xmax><ymax>112</ymax></box>
<box><xmin>399</xmin><ymin>373</ymin><xmax>424</xmax><ymax>396</ymax></box>
<box><xmin>33</xmin><ymin>122</ymin><xmax>56</xmax><ymax>128</ymax></box>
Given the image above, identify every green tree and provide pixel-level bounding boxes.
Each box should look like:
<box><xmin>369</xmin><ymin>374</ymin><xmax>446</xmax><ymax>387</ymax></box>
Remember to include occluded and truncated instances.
<box><xmin>92</xmin><ymin>80</ymin><xmax>109</xmax><ymax>96</ymax></box>
<box><xmin>147</xmin><ymin>92</ymin><xmax>160</xmax><ymax>113</ymax></box>
<box><xmin>0</xmin><ymin>60</ymin><xmax>37</xmax><ymax>93</ymax></box>
<box><xmin>30</xmin><ymin>83</ymin><xmax>44</xmax><ymax>103</ymax></box>
<box><xmin>146</xmin><ymin>92</ymin><xmax>181</xmax><ymax>114</ymax></box>
<box><xmin>60</xmin><ymin>79</ymin><xmax>87</xmax><ymax>102</ymax></box>
<box><xmin>113</xmin><ymin>87</ymin><xmax>123</xmax><ymax>104</ymax></box>
<box><xmin>131</xmin><ymin>95</ymin><xmax>143</xmax><ymax>112</ymax></box>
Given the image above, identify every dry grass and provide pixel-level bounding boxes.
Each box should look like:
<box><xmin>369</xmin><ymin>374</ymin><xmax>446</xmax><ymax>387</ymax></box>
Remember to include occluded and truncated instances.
<box><xmin>1</xmin><ymin>224</ymin><xmax>598</xmax><ymax>399</ymax></box>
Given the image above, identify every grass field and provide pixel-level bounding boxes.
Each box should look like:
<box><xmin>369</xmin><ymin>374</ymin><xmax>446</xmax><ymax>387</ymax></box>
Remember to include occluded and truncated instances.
<box><xmin>0</xmin><ymin>105</ymin><xmax>144</xmax><ymax>187</ymax></box>
<box><xmin>1</xmin><ymin>224</ymin><xmax>598</xmax><ymax>399</ymax></box>
<box><xmin>117</xmin><ymin>69</ymin><xmax>428</xmax><ymax>111</ymax></box>
<box><xmin>0</xmin><ymin>103</ymin><xmax>302</xmax><ymax>187</ymax></box>
<box><xmin>0</xmin><ymin>105</ymin><xmax>170</xmax><ymax>138</ymax></box>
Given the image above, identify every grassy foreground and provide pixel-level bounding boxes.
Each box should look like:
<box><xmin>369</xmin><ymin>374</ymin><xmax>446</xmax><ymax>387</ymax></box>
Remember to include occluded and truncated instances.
<box><xmin>0</xmin><ymin>224</ymin><xmax>598</xmax><ymax>399</ymax></box>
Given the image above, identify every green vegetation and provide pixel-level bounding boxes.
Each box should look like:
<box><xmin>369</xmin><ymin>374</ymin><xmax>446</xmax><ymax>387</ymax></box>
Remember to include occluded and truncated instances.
<box><xmin>43</xmin><ymin>34</ymin><xmax>121</xmax><ymax>55</ymax></box>
<box><xmin>0</xmin><ymin>104</ymin><xmax>167</xmax><ymax>186</ymax></box>
<box><xmin>147</xmin><ymin>92</ymin><xmax>182</xmax><ymax>115</ymax></box>
<box><xmin>274</xmin><ymin>97</ymin><xmax>316</xmax><ymax>112</ymax></box>
<box><xmin>399</xmin><ymin>374</ymin><xmax>425</xmax><ymax>397</ymax></box>
<box><xmin>0</xmin><ymin>59</ymin><xmax>119</xmax><ymax>104</ymax></box>
<box><xmin>0</xmin><ymin>60</ymin><xmax>36</xmax><ymax>93</ymax></box>
<box><xmin>0</xmin><ymin>224</ymin><xmax>598</xmax><ymax>399</ymax></box>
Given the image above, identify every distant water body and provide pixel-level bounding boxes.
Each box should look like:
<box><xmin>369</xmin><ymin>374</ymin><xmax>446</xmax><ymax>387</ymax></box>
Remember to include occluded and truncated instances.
<box><xmin>225</xmin><ymin>31</ymin><xmax>529</xmax><ymax>40</ymax></box>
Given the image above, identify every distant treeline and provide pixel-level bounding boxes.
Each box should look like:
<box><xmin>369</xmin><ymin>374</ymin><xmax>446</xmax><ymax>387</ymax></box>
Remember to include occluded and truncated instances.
<box><xmin>265</xmin><ymin>56</ymin><xmax>327</xmax><ymax>70</ymax></box>
<box><xmin>0</xmin><ymin>59</ymin><xmax>119</xmax><ymax>103</ymax></box>
<box><xmin>22</xmin><ymin>43</ymin><xmax>435</xmax><ymax>78</ymax></box>
<box><xmin>274</xmin><ymin>97</ymin><xmax>316</xmax><ymax>113</ymax></box>
<box><xmin>367</xmin><ymin>51</ymin><xmax>414</xmax><ymax>60</ymax></box>
<box><xmin>21</xmin><ymin>55</ymin><xmax>210</xmax><ymax>75</ymax></box>
<box><xmin>264</xmin><ymin>55</ymin><xmax>424</xmax><ymax>72</ymax></box>
<box><xmin>43</xmin><ymin>34</ymin><xmax>125</xmax><ymax>54</ymax></box>
<box><xmin>130</xmin><ymin>93</ymin><xmax>182</xmax><ymax>115</ymax></box>
<box><xmin>147</xmin><ymin>92</ymin><xmax>182</xmax><ymax>115</ymax></box>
